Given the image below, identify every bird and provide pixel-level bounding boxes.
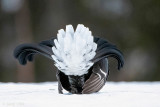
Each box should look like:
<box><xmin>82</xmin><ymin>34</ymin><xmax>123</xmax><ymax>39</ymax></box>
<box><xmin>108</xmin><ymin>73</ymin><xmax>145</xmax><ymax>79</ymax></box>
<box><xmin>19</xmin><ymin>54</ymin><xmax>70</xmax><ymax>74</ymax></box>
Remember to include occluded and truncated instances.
<box><xmin>13</xmin><ymin>24</ymin><xmax>124</xmax><ymax>94</ymax></box>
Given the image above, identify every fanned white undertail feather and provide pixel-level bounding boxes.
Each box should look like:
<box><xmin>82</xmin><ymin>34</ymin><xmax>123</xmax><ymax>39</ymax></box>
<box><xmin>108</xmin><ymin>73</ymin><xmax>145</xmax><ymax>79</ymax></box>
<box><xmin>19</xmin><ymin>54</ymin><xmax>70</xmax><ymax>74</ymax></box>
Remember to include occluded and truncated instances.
<box><xmin>51</xmin><ymin>24</ymin><xmax>97</xmax><ymax>76</ymax></box>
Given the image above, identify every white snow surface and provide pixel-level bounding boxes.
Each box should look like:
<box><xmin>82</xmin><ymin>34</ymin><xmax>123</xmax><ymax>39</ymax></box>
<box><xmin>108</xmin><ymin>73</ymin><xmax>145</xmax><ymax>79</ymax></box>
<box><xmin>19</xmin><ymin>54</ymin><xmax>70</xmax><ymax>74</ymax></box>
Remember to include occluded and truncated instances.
<box><xmin>0</xmin><ymin>82</ymin><xmax>160</xmax><ymax>107</ymax></box>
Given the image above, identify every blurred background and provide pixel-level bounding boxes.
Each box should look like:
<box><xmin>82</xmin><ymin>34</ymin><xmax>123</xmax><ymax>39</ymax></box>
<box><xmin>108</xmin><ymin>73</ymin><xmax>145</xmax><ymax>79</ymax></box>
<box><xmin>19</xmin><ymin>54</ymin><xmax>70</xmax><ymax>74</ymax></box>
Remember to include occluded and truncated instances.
<box><xmin>0</xmin><ymin>0</ymin><xmax>160</xmax><ymax>82</ymax></box>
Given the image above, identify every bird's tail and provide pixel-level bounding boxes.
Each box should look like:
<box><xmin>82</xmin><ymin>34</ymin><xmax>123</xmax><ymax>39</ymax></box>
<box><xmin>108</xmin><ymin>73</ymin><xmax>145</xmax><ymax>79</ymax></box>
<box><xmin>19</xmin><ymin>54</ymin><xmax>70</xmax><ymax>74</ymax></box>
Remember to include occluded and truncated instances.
<box><xmin>51</xmin><ymin>24</ymin><xmax>97</xmax><ymax>76</ymax></box>
<box><xmin>93</xmin><ymin>37</ymin><xmax>124</xmax><ymax>70</ymax></box>
<box><xmin>13</xmin><ymin>43</ymin><xmax>53</xmax><ymax>65</ymax></box>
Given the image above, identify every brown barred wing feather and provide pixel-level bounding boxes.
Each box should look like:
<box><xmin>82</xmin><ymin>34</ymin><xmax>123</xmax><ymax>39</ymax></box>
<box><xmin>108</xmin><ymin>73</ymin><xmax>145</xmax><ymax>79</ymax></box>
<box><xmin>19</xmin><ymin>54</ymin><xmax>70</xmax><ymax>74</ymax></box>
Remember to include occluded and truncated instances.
<box><xmin>82</xmin><ymin>59</ymin><xmax>108</xmax><ymax>94</ymax></box>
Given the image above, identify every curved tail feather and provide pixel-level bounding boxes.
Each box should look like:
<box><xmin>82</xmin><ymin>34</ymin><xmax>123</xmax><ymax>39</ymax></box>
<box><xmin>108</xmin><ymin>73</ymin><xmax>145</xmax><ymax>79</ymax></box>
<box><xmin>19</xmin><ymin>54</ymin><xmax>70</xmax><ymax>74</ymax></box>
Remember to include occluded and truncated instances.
<box><xmin>13</xmin><ymin>44</ymin><xmax>53</xmax><ymax>65</ymax></box>
<box><xmin>93</xmin><ymin>37</ymin><xmax>124</xmax><ymax>70</ymax></box>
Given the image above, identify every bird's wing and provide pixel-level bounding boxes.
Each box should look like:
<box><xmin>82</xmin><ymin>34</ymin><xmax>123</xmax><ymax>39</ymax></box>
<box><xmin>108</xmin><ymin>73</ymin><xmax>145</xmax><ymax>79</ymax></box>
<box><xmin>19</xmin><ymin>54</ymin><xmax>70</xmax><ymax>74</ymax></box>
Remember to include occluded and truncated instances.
<box><xmin>93</xmin><ymin>37</ymin><xmax>124</xmax><ymax>70</ymax></box>
<box><xmin>56</xmin><ymin>70</ymin><xmax>71</xmax><ymax>92</ymax></box>
<box><xmin>56</xmin><ymin>70</ymin><xmax>64</xmax><ymax>94</ymax></box>
<box><xmin>82</xmin><ymin>58</ymin><xmax>108</xmax><ymax>94</ymax></box>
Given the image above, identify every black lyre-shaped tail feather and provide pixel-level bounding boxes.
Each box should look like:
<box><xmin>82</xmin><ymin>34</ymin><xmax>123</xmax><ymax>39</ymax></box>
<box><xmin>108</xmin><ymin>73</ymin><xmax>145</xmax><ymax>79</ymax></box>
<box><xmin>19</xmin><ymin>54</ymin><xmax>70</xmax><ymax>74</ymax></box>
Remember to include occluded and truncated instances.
<box><xmin>93</xmin><ymin>37</ymin><xmax>124</xmax><ymax>70</ymax></box>
<box><xmin>13</xmin><ymin>43</ymin><xmax>53</xmax><ymax>65</ymax></box>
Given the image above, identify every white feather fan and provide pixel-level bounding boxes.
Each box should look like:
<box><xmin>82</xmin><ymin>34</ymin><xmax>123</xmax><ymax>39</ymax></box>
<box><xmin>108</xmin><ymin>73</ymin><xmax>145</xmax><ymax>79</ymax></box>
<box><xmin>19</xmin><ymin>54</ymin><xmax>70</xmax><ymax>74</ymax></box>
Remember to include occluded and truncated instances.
<box><xmin>51</xmin><ymin>24</ymin><xmax>97</xmax><ymax>76</ymax></box>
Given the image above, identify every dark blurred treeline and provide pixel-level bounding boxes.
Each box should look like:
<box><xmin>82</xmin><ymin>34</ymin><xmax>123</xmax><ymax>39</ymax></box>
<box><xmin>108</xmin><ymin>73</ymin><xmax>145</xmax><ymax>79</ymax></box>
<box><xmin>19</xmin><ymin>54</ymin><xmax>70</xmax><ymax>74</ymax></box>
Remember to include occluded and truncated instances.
<box><xmin>0</xmin><ymin>0</ymin><xmax>160</xmax><ymax>82</ymax></box>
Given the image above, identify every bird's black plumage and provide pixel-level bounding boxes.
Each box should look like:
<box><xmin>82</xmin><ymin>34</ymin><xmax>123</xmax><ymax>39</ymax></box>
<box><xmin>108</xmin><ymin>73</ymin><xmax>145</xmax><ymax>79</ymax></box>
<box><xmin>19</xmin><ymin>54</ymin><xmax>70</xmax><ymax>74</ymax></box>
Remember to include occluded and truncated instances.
<box><xmin>13</xmin><ymin>36</ymin><xmax>124</xmax><ymax>94</ymax></box>
<box><xmin>93</xmin><ymin>37</ymin><xmax>124</xmax><ymax>70</ymax></box>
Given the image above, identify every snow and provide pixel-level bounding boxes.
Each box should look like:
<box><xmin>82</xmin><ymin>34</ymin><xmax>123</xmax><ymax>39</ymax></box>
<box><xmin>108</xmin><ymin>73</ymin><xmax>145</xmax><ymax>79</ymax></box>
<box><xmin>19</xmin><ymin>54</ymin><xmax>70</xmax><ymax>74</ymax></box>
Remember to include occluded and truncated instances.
<box><xmin>0</xmin><ymin>82</ymin><xmax>160</xmax><ymax>107</ymax></box>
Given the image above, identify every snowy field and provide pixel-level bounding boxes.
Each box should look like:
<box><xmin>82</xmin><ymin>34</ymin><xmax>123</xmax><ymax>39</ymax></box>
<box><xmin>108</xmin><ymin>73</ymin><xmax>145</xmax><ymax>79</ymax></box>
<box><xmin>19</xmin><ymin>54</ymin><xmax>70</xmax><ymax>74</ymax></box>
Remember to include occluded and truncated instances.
<box><xmin>0</xmin><ymin>82</ymin><xmax>160</xmax><ymax>107</ymax></box>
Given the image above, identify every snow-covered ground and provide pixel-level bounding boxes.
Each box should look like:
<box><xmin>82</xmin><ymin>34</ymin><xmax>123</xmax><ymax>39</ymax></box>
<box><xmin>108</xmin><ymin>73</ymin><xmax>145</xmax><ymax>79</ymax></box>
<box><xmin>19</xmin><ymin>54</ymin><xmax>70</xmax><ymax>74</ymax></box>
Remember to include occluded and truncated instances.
<box><xmin>0</xmin><ymin>82</ymin><xmax>160</xmax><ymax>107</ymax></box>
